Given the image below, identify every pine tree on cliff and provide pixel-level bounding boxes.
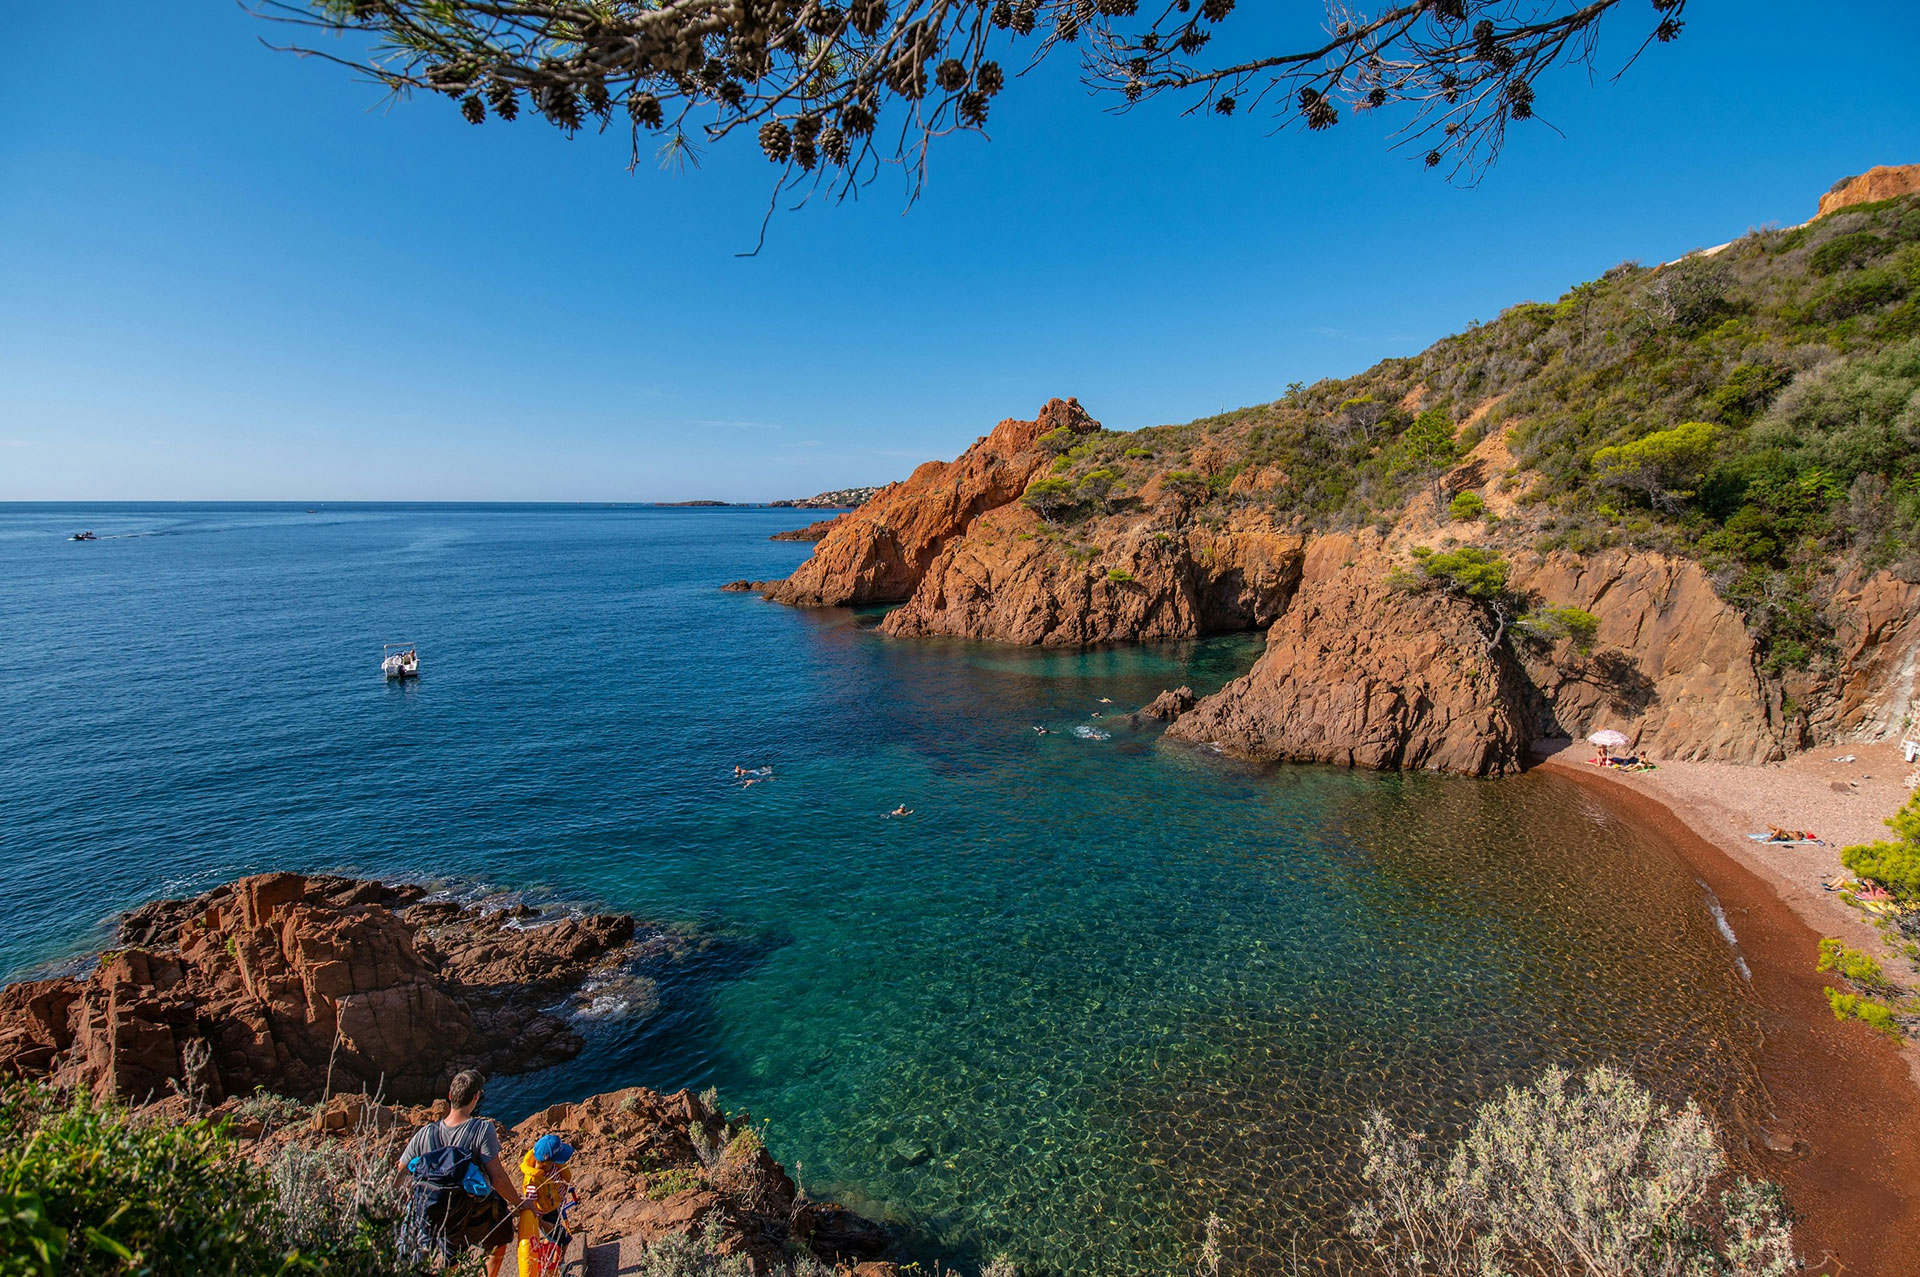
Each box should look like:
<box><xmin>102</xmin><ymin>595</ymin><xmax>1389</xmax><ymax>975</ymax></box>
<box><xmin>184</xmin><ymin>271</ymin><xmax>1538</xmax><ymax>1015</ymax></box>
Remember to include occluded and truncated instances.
<box><xmin>264</xmin><ymin>0</ymin><xmax>1688</xmax><ymax>213</ymax></box>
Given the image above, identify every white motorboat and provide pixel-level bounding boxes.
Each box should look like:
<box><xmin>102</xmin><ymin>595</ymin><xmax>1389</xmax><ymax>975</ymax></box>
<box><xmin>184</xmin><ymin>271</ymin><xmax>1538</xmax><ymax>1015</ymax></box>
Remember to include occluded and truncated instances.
<box><xmin>382</xmin><ymin>643</ymin><xmax>419</xmax><ymax>680</ymax></box>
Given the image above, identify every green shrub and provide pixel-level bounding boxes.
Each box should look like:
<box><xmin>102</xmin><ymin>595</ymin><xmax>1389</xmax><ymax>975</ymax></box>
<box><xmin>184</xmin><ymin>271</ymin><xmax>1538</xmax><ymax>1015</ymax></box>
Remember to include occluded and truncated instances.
<box><xmin>1816</xmin><ymin>937</ymin><xmax>1891</xmax><ymax>990</ymax></box>
<box><xmin>1814</xmin><ymin>267</ymin><xmax>1910</xmax><ymax>321</ymax></box>
<box><xmin>646</xmin><ymin>1167</ymin><xmax>705</xmax><ymax>1200</ymax></box>
<box><xmin>1021</xmin><ymin>477</ymin><xmax>1077</xmax><ymax>523</ymax></box>
<box><xmin>1809</xmin><ymin>230</ymin><xmax>1889</xmax><ymax>276</ymax></box>
<box><xmin>1106</xmin><ymin>568</ymin><xmax>1134</xmax><ymax>583</ymax></box>
<box><xmin>1122</xmin><ymin>446</ymin><xmax>1152</xmax><ymax>459</ymax></box>
<box><xmin>1035</xmin><ymin>426</ymin><xmax>1077</xmax><ymax>457</ymax></box>
<box><xmin>1077</xmin><ymin>468</ymin><xmax>1119</xmax><ymax>511</ymax></box>
<box><xmin>1825</xmin><ymin>987</ymin><xmax>1903</xmax><ymax>1039</ymax></box>
<box><xmin>1447</xmin><ymin>491</ymin><xmax>1487</xmax><ymax>521</ymax></box>
<box><xmin>1515</xmin><ymin>605</ymin><xmax>1600</xmax><ymax>652</ymax></box>
<box><xmin>1161</xmin><ymin>470</ymin><xmax>1211</xmax><ymax>504</ymax></box>
<box><xmin>1702</xmin><ymin>362</ymin><xmax>1791</xmax><ymax>424</ymax></box>
<box><xmin>1842</xmin><ymin>790</ymin><xmax>1920</xmax><ymax>901</ymax></box>
<box><xmin>1405</xmin><ymin>546</ymin><xmax>1510</xmax><ymax>599</ymax></box>
<box><xmin>0</xmin><ymin>1083</ymin><xmax>421</xmax><ymax>1277</ymax></box>
<box><xmin>1591</xmin><ymin>421</ymin><xmax>1719</xmax><ymax>509</ymax></box>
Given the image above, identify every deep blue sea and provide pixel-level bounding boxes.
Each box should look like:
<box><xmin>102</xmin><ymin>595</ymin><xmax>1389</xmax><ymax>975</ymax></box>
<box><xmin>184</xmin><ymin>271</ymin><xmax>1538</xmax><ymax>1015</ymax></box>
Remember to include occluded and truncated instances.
<box><xmin>1</xmin><ymin>504</ymin><xmax>1765</xmax><ymax>1273</ymax></box>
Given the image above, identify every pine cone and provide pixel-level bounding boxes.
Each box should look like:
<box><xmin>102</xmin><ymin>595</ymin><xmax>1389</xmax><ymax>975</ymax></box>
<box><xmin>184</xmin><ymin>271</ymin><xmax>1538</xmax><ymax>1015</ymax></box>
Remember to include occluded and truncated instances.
<box><xmin>460</xmin><ymin>94</ymin><xmax>485</xmax><ymax>124</ymax></box>
<box><xmin>959</xmin><ymin>91</ymin><xmax>989</xmax><ymax>125</ymax></box>
<box><xmin>977</xmin><ymin>61</ymin><xmax>1004</xmax><ymax>95</ymax></box>
<box><xmin>851</xmin><ymin>0</ymin><xmax>888</xmax><ymax>37</ymax></box>
<box><xmin>819</xmin><ymin>125</ymin><xmax>849</xmax><ymax>165</ymax></box>
<box><xmin>840</xmin><ymin>102</ymin><xmax>875</xmax><ymax>136</ymax></box>
<box><xmin>759</xmin><ymin>119</ymin><xmax>793</xmax><ymax>161</ymax></box>
<box><xmin>935</xmin><ymin>58</ymin><xmax>968</xmax><ymax>92</ymax></box>
<box><xmin>486</xmin><ymin>79</ymin><xmax>520</xmax><ymax>122</ymax></box>
<box><xmin>629</xmin><ymin>92</ymin><xmax>663</xmax><ymax>128</ymax></box>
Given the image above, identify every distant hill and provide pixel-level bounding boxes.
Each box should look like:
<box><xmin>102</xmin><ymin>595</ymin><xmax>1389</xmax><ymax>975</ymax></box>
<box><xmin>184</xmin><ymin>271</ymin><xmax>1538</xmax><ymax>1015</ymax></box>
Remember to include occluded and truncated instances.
<box><xmin>771</xmin><ymin>486</ymin><xmax>882</xmax><ymax>509</ymax></box>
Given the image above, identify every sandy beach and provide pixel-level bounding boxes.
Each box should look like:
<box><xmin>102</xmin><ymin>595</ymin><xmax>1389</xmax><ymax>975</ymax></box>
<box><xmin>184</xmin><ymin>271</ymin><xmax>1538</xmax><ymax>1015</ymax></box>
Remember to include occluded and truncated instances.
<box><xmin>1537</xmin><ymin>740</ymin><xmax>1920</xmax><ymax>1275</ymax></box>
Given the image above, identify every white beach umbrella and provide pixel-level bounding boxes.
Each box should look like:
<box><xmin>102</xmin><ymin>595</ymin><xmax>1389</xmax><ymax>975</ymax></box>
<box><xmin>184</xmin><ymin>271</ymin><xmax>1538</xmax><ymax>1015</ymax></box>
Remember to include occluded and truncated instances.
<box><xmin>1587</xmin><ymin>729</ymin><xmax>1630</xmax><ymax>749</ymax></box>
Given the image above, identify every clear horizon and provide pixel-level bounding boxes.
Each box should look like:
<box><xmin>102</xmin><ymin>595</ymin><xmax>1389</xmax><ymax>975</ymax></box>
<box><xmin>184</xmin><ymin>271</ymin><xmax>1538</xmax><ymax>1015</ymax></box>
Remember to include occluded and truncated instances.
<box><xmin>4</xmin><ymin>1</ymin><xmax>1917</xmax><ymax>502</ymax></box>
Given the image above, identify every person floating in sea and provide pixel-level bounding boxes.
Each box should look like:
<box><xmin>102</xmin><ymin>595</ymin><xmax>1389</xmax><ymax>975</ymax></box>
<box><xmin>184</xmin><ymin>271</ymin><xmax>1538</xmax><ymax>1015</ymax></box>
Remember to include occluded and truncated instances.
<box><xmin>514</xmin><ymin>1134</ymin><xmax>578</xmax><ymax>1277</ymax></box>
<box><xmin>888</xmin><ymin>805</ymin><xmax>913</xmax><ymax>817</ymax></box>
<box><xmin>1031</xmin><ymin>725</ymin><xmax>1050</xmax><ymax>735</ymax></box>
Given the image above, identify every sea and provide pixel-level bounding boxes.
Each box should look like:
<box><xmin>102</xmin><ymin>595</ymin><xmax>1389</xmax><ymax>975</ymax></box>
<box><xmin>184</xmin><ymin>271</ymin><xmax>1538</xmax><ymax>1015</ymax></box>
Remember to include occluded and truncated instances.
<box><xmin>0</xmin><ymin>503</ymin><xmax>1766</xmax><ymax>1273</ymax></box>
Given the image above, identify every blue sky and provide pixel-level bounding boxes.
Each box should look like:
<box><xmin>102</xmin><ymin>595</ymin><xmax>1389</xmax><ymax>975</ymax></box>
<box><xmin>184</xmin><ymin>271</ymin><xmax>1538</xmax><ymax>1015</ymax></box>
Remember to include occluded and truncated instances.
<box><xmin>3</xmin><ymin>2</ymin><xmax>1916</xmax><ymax>501</ymax></box>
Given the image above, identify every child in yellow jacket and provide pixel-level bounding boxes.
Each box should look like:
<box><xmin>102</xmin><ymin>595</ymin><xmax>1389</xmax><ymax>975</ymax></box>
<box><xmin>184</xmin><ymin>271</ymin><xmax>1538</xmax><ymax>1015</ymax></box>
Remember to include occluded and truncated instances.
<box><xmin>515</xmin><ymin>1134</ymin><xmax>576</xmax><ymax>1277</ymax></box>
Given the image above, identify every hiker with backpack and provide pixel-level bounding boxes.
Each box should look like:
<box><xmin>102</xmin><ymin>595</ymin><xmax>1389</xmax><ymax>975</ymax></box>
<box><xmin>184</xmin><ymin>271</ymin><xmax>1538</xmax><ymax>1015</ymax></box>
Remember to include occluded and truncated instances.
<box><xmin>398</xmin><ymin>1070</ymin><xmax>521</xmax><ymax>1275</ymax></box>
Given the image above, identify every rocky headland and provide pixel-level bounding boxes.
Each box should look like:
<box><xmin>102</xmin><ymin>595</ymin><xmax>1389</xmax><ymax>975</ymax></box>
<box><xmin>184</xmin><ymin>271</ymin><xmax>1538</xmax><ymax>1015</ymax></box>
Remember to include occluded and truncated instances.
<box><xmin>743</xmin><ymin>175</ymin><xmax>1920</xmax><ymax>780</ymax></box>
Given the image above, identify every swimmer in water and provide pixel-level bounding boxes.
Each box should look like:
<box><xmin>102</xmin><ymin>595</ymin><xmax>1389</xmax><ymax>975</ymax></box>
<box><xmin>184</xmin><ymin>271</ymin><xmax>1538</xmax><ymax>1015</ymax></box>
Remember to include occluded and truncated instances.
<box><xmin>890</xmin><ymin>805</ymin><xmax>913</xmax><ymax>817</ymax></box>
<box><xmin>1032</xmin><ymin>725</ymin><xmax>1050</xmax><ymax>734</ymax></box>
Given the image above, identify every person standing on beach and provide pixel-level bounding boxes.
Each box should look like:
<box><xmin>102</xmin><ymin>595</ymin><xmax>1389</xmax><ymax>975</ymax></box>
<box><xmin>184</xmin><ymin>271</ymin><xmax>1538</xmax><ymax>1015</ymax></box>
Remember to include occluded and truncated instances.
<box><xmin>398</xmin><ymin>1070</ymin><xmax>523</xmax><ymax>1277</ymax></box>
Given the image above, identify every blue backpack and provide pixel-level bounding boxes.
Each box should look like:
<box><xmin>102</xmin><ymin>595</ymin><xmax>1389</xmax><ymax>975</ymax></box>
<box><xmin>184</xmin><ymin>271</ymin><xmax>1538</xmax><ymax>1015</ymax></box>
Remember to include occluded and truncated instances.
<box><xmin>408</xmin><ymin>1143</ymin><xmax>494</xmax><ymax>1224</ymax></box>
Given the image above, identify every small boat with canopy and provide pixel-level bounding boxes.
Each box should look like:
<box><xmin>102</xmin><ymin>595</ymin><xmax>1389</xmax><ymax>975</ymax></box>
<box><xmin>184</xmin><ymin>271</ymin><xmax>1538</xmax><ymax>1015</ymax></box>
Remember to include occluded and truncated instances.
<box><xmin>382</xmin><ymin>643</ymin><xmax>420</xmax><ymax>680</ymax></box>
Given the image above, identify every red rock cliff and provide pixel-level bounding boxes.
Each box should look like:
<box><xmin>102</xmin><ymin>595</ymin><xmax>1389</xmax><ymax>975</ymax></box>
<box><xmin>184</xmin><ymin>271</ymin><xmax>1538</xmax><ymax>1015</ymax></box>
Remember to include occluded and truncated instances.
<box><xmin>763</xmin><ymin>397</ymin><xmax>1098</xmax><ymax>607</ymax></box>
<box><xmin>1166</xmin><ymin>537</ymin><xmax>1535</xmax><ymax>776</ymax></box>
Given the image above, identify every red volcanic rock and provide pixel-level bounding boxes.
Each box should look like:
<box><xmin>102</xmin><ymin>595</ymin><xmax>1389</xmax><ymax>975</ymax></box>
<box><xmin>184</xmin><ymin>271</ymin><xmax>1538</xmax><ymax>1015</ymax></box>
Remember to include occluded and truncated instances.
<box><xmin>881</xmin><ymin>507</ymin><xmax>1306</xmax><ymax>646</ymax></box>
<box><xmin>762</xmin><ymin>398</ymin><xmax>1098</xmax><ymax>607</ymax></box>
<box><xmin>769</xmin><ymin>515</ymin><xmax>846</xmax><ymax>543</ymax></box>
<box><xmin>503</xmin><ymin>1087</ymin><xmax>887</xmax><ymax>1273</ymax></box>
<box><xmin>1140</xmin><ymin>687</ymin><xmax>1197</xmax><ymax>721</ymax></box>
<box><xmin>1169</xmin><ymin>539</ymin><xmax>1533</xmax><ymax>776</ymax></box>
<box><xmin>1817</xmin><ymin>164</ymin><xmax>1920</xmax><ymax>218</ymax></box>
<box><xmin>1507</xmin><ymin>549</ymin><xmax>1785</xmax><ymax>764</ymax></box>
<box><xmin>1826</xmin><ymin>570</ymin><xmax>1920</xmax><ymax>739</ymax></box>
<box><xmin>0</xmin><ymin>873</ymin><xmax>645</xmax><ymax>1105</ymax></box>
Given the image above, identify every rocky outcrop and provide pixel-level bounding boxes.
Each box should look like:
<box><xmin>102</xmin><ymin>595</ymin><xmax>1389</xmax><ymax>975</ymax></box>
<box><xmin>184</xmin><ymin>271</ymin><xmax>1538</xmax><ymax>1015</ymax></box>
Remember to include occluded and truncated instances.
<box><xmin>0</xmin><ymin>873</ymin><xmax>666</xmax><ymax>1105</ymax></box>
<box><xmin>504</xmin><ymin>1088</ymin><xmax>887</xmax><ymax>1271</ymax></box>
<box><xmin>1818</xmin><ymin>164</ymin><xmax>1920</xmax><ymax>218</ymax></box>
<box><xmin>761</xmin><ymin>398</ymin><xmax>1098</xmax><ymax>608</ymax></box>
<box><xmin>769</xmin><ymin>515</ymin><xmax>845</xmax><ymax>543</ymax></box>
<box><xmin>880</xmin><ymin>508</ymin><xmax>1306</xmax><ymax>645</ymax></box>
<box><xmin>1506</xmin><ymin>549</ymin><xmax>1785</xmax><ymax>764</ymax></box>
<box><xmin>1141</xmin><ymin>687</ymin><xmax>1197</xmax><ymax>720</ymax></box>
<box><xmin>1167</xmin><ymin>538</ymin><xmax>1534</xmax><ymax>776</ymax></box>
<box><xmin>1821</xmin><ymin>569</ymin><xmax>1920</xmax><ymax>742</ymax></box>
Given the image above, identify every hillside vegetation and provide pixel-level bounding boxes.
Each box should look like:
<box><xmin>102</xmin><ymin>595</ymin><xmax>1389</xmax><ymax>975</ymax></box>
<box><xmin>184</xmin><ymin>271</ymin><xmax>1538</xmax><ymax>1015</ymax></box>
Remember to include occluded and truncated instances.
<box><xmin>1031</xmin><ymin>192</ymin><xmax>1920</xmax><ymax>675</ymax></box>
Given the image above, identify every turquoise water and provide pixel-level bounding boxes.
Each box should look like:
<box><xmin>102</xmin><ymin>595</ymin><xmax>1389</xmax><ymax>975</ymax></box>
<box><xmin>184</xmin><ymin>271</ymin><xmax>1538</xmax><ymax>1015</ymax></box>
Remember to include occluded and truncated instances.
<box><xmin>1</xmin><ymin>504</ymin><xmax>1764</xmax><ymax>1273</ymax></box>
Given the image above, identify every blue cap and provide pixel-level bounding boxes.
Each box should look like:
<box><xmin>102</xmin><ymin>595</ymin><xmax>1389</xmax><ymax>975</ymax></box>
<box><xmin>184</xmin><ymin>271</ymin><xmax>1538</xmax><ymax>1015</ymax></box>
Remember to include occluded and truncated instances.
<box><xmin>533</xmin><ymin>1134</ymin><xmax>574</xmax><ymax>1164</ymax></box>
